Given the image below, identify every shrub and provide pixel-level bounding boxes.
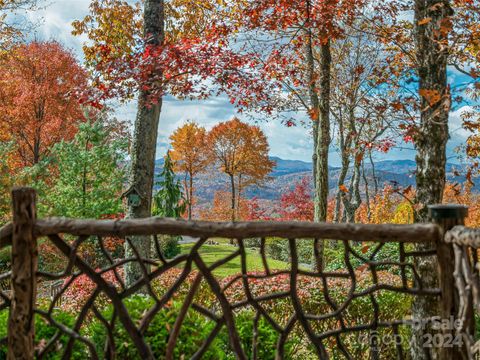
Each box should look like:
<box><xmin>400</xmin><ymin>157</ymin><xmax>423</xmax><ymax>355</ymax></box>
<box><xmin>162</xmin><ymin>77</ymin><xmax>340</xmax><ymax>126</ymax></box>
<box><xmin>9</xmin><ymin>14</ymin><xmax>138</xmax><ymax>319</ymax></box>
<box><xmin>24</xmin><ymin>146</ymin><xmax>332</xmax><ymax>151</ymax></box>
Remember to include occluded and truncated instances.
<box><xmin>324</xmin><ymin>241</ymin><xmax>413</xmax><ymax>273</ymax></box>
<box><xmin>265</xmin><ymin>238</ymin><xmax>314</xmax><ymax>266</ymax></box>
<box><xmin>220</xmin><ymin>270</ymin><xmax>411</xmax><ymax>357</ymax></box>
<box><xmin>89</xmin><ymin>295</ymin><xmax>222</xmax><ymax>359</ymax></box>
<box><xmin>243</xmin><ymin>237</ymin><xmax>261</xmax><ymax>249</ymax></box>
<box><xmin>0</xmin><ymin>310</ymin><xmax>86</xmax><ymax>359</ymax></box>
<box><xmin>158</xmin><ymin>235</ymin><xmax>181</xmax><ymax>259</ymax></box>
<box><xmin>265</xmin><ymin>238</ymin><xmax>289</xmax><ymax>262</ymax></box>
<box><xmin>217</xmin><ymin>311</ymin><xmax>298</xmax><ymax>359</ymax></box>
<box><xmin>88</xmin><ymin>294</ymin><xmax>299</xmax><ymax>359</ymax></box>
<box><xmin>62</xmin><ymin>268</ymin><xmax>124</xmax><ymax>312</ymax></box>
<box><xmin>150</xmin><ymin>267</ymin><xmax>411</xmax><ymax>357</ymax></box>
<box><xmin>100</xmin><ymin>235</ymin><xmax>125</xmax><ymax>259</ymax></box>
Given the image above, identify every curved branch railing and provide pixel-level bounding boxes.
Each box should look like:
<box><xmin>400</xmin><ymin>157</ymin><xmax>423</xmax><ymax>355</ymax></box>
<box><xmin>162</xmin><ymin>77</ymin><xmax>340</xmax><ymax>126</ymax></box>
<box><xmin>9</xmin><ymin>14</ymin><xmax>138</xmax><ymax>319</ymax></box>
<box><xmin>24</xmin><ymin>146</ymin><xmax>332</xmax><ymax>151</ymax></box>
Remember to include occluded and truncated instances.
<box><xmin>0</xmin><ymin>188</ymin><xmax>476</xmax><ymax>359</ymax></box>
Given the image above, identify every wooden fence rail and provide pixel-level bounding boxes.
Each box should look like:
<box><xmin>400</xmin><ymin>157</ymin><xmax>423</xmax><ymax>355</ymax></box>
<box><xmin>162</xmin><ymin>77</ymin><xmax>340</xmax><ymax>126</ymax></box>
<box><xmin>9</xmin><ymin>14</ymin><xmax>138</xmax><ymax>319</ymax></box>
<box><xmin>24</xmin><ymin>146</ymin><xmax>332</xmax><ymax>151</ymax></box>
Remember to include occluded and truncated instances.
<box><xmin>0</xmin><ymin>217</ymin><xmax>442</xmax><ymax>245</ymax></box>
<box><xmin>0</xmin><ymin>188</ymin><xmax>477</xmax><ymax>359</ymax></box>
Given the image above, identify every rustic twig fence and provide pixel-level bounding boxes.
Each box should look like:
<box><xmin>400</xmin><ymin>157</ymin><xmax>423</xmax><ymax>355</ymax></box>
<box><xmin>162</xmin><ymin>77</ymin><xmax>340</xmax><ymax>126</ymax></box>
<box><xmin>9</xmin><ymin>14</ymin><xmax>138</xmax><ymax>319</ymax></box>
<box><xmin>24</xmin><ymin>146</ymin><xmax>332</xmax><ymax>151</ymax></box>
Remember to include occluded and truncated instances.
<box><xmin>0</xmin><ymin>188</ymin><xmax>477</xmax><ymax>359</ymax></box>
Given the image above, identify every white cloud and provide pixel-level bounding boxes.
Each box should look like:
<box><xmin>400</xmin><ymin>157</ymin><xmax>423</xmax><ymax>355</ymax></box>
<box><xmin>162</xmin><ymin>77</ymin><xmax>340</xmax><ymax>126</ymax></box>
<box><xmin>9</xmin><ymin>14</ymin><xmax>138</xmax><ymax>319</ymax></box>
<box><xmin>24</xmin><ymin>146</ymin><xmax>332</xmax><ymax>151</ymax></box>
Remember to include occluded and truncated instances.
<box><xmin>450</xmin><ymin>106</ymin><xmax>471</xmax><ymax>141</ymax></box>
<box><xmin>21</xmin><ymin>0</ymin><xmax>90</xmax><ymax>58</ymax></box>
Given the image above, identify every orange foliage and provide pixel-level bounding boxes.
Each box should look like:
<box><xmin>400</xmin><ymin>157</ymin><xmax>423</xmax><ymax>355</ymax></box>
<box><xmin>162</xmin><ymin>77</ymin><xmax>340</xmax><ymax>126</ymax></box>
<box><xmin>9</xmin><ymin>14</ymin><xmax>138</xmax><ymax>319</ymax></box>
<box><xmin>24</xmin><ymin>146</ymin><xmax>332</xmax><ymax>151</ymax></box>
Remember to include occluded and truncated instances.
<box><xmin>208</xmin><ymin>118</ymin><xmax>274</xmax><ymax>220</ymax></box>
<box><xmin>443</xmin><ymin>183</ymin><xmax>480</xmax><ymax>227</ymax></box>
<box><xmin>0</xmin><ymin>41</ymin><xmax>88</xmax><ymax>166</ymax></box>
<box><xmin>170</xmin><ymin>121</ymin><xmax>209</xmax><ymax>176</ymax></box>
<box><xmin>170</xmin><ymin>121</ymin><xmax>209</xmax><ymax>219</ymax></box>
<box><xmin>200</xmin><ymin>191</ymin><xmax>250</xmax><ymax>221</ymax></box>
<box><xmin>208</xmin><ymin>117</ymin><xmax>274</xmax><ymax>183</ymax></box>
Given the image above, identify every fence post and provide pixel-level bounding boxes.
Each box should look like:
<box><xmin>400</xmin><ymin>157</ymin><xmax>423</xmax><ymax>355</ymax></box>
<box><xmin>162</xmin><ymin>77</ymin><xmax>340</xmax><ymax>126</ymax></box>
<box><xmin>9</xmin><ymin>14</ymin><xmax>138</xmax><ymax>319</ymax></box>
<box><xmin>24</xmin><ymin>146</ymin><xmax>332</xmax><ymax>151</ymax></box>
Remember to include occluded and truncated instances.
<box><xmin>7</xmin><ymin>188</ymin><xmax>37</xmax><ymax>360</ymax></box>
<box><xmin>428</xmin><ymin>204</ymin><xmax>468</xmax><ymax>360</ymax></box>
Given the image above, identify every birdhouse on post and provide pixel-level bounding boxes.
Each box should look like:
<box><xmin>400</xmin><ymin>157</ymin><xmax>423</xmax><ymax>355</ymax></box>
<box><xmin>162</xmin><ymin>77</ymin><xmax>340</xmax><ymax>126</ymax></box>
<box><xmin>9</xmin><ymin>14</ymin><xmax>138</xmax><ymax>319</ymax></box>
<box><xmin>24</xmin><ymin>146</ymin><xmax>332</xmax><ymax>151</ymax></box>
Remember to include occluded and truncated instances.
<box><xmin>121</xmin><ymin>186</ymin><xmax>143</xmax><ymax>208</ymax></box>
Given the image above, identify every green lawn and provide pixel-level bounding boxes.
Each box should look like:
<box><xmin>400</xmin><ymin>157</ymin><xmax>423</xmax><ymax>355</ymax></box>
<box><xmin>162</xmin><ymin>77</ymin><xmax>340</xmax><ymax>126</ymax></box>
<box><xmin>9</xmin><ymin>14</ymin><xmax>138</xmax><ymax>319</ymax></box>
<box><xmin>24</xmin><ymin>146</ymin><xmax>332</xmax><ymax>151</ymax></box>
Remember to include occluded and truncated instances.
<box><xmin>180</xmin><ymin>242</ymin><xmax>289</xmax><ymax>277</ymax></box>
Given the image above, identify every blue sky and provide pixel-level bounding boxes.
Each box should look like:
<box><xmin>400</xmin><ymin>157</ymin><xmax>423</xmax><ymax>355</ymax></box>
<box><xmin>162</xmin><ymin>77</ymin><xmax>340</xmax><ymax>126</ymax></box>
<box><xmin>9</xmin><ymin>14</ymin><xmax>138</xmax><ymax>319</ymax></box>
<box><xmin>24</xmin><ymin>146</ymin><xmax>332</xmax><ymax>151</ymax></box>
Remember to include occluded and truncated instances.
<box><xmin>21</xmin><ymin>0</ymin><xmax>470</xmax><ymax>166</ymax></box>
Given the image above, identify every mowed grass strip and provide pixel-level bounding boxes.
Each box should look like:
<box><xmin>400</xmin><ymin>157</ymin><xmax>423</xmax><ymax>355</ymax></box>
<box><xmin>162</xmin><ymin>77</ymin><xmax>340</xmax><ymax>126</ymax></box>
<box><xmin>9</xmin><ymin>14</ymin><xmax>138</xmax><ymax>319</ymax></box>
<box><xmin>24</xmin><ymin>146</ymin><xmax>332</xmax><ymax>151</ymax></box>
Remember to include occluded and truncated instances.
<box><xmin>180</xmin><ymin>243</ymin><xmax>289</xmax><ymax>277</ymax></box>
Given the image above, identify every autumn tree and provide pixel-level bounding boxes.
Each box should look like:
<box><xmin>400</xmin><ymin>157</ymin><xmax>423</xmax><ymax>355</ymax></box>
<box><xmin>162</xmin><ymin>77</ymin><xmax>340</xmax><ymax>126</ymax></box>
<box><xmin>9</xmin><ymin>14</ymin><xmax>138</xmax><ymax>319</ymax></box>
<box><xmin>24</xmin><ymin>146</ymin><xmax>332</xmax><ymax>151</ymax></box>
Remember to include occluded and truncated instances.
<box><xmin>220</xmin><ymin>0</ymin><xmax>360</xmax><ymax>224</ymax></box>
<box><xmin>200</xmin><ymin>191</ymin><xmax>250</xmax><ymax>222</ymax></box>
<box><xmin>330</xmin><ymin>25</ymin><xmax>400</xmax><ymax>223</ymax></box>
<box><xmin>73</xmin><ymin>0</ymin><xmax>258</xmax><ymax>286</ymax></box>
<box><xmin>0</xmin><ymin>41</ymin><xmax>87</xmax><ymax>167</ymax></box>
<box><xmin>206</xmin><ymin>0</ymin><xmax>362</xmax><ymax>271</ymax></box>
<box><xmin>200</xmin><ymin>193</ymin><xmax>268</xmax><ymax>222</ymax></box>
<box><xmin>169</xmin><ymin>121</ymin><xmax>208</xmax><ymax>219</ymax></box>
<box><xmin>277</xmin><ymin>177</ymin><xmax>314</xmax><ymax>222</ymax></box>
<box><xmin>245</xmin><ymin>197</ymin><xmax>270</xmax><ymax>221</ymax></box>
<box><xmin>369</xmin><ymin>0</ymin><xmax>480</xmax><ymax>174</ymax></box>
<box><xmin>74</xmin><ymin>0</ymin><xmax>167</xmax><ymax>285</ymax></box>
<box><xmin>208</xmin><ymin>118</ymin><xmax>274</xmax><ymax>222</ymax></box>
<box><xmin>356</xmin><ymin>185</ymin><xmax>415</xmax><ymax>225</ymax></box>
<box><xmin>122</xmin><ymin>0</ymin><xmax>164</xmax><ymax>286</ymax></box>
<box><xmin>0</xmin><ymin>141</ymin><xmax>15</xmax><ymax>223</ymax></box>
<box><xmin>367</xmin><ymin>1</ymin><xmax>465</xmax><ymax>355</ymax></box>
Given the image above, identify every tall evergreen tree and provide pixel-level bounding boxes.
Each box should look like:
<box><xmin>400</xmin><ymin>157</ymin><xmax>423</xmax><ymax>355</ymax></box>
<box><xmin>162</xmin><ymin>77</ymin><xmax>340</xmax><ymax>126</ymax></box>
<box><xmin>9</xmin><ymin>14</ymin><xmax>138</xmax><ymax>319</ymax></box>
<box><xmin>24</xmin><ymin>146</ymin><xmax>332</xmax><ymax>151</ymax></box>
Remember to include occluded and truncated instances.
<box><xmin>153</xmin><ymin>151</ymin><xmax>186</xmax><ymax>218</ymax></box>
<box><xmin>0</xmin><ymin>142</ymin><xmax>15</xmax><ymax>224</ymax></box>
<box><xmin>47</xmin><ymin>120</ymin><xmax>127</xmax><ymax>219</ymax></box>
<box><xmin>152</xmin><ymin>151</ymin><xmax>186</xmax><ymax>259</ymax></box>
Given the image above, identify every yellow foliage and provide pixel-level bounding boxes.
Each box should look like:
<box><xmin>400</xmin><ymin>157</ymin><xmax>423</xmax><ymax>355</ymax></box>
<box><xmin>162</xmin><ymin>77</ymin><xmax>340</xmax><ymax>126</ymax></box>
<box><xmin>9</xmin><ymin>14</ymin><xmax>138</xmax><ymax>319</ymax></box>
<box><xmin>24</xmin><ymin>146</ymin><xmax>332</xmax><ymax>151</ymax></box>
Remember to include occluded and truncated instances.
<box><xmin>443</xmin><ymin>183</ymin><xmax>480</xmax><ymax>227</ymax></box>
<box><xmin>356</xmin><ymin>186</ymin><xmax>415</xmax><ymax>224</ymax></box>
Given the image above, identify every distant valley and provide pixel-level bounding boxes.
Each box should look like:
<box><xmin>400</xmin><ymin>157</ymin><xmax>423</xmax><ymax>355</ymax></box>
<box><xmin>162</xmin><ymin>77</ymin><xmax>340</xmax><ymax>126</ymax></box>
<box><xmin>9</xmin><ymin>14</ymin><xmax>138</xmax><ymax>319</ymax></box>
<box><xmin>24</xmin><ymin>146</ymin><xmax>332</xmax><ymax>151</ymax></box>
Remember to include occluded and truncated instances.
<box><xmin>155</xmin><ymin>157</ymin><xmax>472</xmax><ymax>203</ymax></box>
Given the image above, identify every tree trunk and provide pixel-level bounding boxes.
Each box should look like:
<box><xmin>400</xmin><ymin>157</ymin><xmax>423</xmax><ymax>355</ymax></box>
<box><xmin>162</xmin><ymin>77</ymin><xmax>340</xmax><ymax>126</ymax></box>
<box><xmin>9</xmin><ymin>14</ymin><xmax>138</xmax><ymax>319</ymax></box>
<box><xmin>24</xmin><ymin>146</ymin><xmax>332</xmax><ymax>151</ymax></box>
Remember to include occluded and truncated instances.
<box><xmin>334</xmin><ymin>155</ymin><xmax>349</xmax><ymax>223</ymax></box>
<box><xmin>342</xmin><ymin>158</ymin><xmax>361</xmax><ymax>223</ymax></box>
<box><xmin>229</xmin><ymin>173</ymin><xmax>236</xmax><ymax>244</ymax></box>
<box><xmin>369</xmin><ymin>150</ymin><xmax>378</xmax><ymax>196</ymax></box>
<box><xmin>414</xmin><ymin>0</ymin><xmax>452</xmax><ymax>220</ymax></box>
<box><xmin>183</xmin><ymin>173</ymin><xmax>189</xmax><ymax>218</ymax></box>
<box><xmin>124</xmin><ymin>0</ymin><xmax>165</xmax><ymax>287</ymax></box>
<box><xmin>82</xmin><ymin>137</ymin><xmax>89</xmax><ymax>218</ymax></box>
<box><xmin>362</xmin><ymin>159</ymin><xmax>371</xmax><ymax>221</ymax></box>
<box><xmin>305</xmin><ymin>27</ymin><xmax>331</xmax><ymax>271</ymax></box>
<box><xmin>306</xmin><ymin>35</ymin><xmax>320</xmax><ymax>192</ymax></box>
<box><xmin>411</xmin><ymin>0</ymin><xmax>452</xmax><ymax>358</ymax></box>
<box><xmin>313</xmin><ymin>41</ymin><xmax>331</xmax><ymax>271</ymax></box>
<box><xmin>33</xmin><ymin>134</ymin><xmax>40</xmax><ymax>165</ymax></box>
<box><xmin>8</xmin><ymin>188</ymin><xmax>37</xmax><ymax>360</ymax></box>
<box><xmin>313</xmin><ymin>41</ymin><xmax>331</xmax><ymax>224</ymax></box>
<box><xmin>334</xmin><ymin>121</ymin><xmax>351</xmax><ymax>223</ymax></box>
<box><xmin>236</xmin><ymin>175</ymin><xmax>241</xmax><ymax>217</ymax></box>
<box><xmin>229</xmin><ymin>173</ymin><xmax>236</xmax><ymax>222</ymax></box>
<box><xmin>188</xmin><ymin>173</ymin><xmax>193</xmax><ymax>220</ymax></box>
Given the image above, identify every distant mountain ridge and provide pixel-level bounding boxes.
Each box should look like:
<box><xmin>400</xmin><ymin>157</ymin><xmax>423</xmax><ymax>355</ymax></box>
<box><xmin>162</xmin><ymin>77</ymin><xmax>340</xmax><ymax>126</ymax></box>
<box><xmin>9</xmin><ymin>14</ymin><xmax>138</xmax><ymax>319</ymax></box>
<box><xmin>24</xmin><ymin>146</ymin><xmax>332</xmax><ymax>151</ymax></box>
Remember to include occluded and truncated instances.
<box><xmin>154</xmin><ymin>157</ymin><xmax>473</xmax><ymax>202</ymax></box>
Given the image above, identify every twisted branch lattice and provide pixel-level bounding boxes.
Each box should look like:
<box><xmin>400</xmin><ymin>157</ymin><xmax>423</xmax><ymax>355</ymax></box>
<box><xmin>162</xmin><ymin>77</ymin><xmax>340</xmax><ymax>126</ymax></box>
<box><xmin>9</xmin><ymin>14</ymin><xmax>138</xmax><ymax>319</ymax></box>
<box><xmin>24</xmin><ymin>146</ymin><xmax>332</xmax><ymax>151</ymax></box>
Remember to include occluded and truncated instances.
<box><xmin>445</xmin><ymin>226</ymin><xmax>480</xmax><ymax>359</ymax></box>
<box><xmin>0</xmin><ymin>220</ymin><xmax>442</xmax><ymax>359</ymax></box>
